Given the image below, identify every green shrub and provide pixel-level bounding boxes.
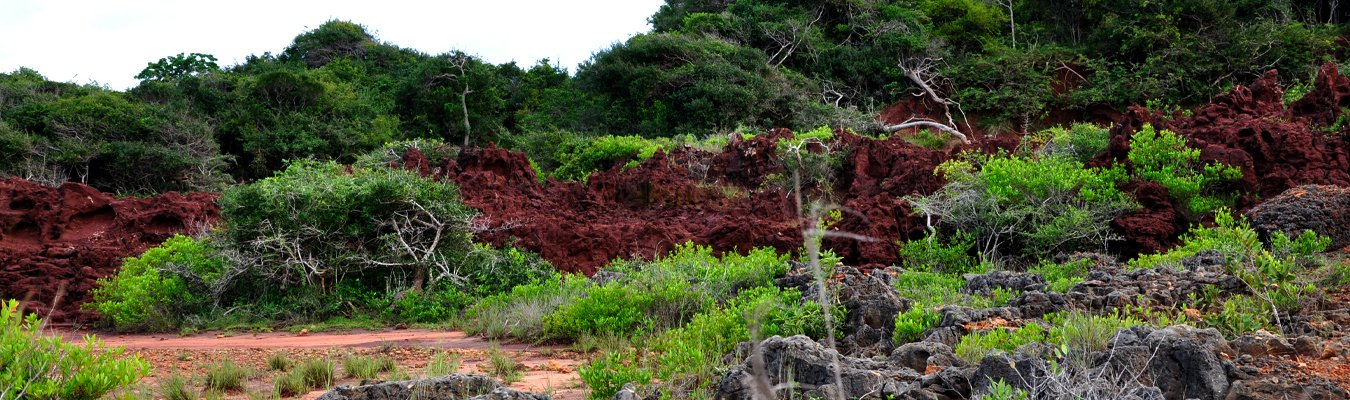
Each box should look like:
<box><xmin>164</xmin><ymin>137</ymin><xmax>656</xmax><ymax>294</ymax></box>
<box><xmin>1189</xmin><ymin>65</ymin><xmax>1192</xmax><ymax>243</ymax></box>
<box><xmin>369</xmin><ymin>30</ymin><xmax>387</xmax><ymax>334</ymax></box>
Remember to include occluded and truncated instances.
<box><xmin>894</xmin><ymin>307</ymin><xmax>942</xmax><ymax>344</ymax></box>
<box><xmin>1204</xmin><ymin>295</ymin><xmax>1273</xmax><ymax>337</ymax></box>
<box><xmin>891</xmin><ymin>271</ymin><xmax>967</xmax><ymax>307</ymax></box>
<box><xmin>909</xmin><ymin>153</ymin><xmax>1135</xmax><ymax>260</ymax></box>
<box><xmin>204</xmin><ymin>360</ymin><xmax>249</xmax><ymax>392</ymax></box>
<box><xmin>543</xmin><ymin>282</ymin><xmax>659</xmax><ymax>340</ymax></box>
<box><xmin>983</xmin><ymin>379</ymin><xmax>1030</xmax><ymax>400</ymax></box>
<box><xmin>89</xmin><ymin>234</ymin><xmax>224</xmax><ymax>331</ymax></box>
<box><xmin>642</xmin><ymin>286</ymin><xmax>831</xmax><ymax>396</ymax></box>
<box><xmin>955</xmin><ymin>323</ymin><xmax>1047</xmax><ymax>365</ymax></box>
<box><xmin>1128</xmin><ymin>125</ymin><xmax>1244</xmax><ymax>215</ymax></box>
<box><xmin>579</xmin><ymin>349</ymin><xmax>653</xmax><ymax>400</ymax></box>
<box><xmin>0</xmin><ymin>299</ymin><xmax>151</xmax><ymax>400</ymax></box>
<box><xmin>541</xmin><ymin>243</ymin><xmax>790</xmax><ymax>341</ymax></box>
<box><xmin>552</xmin><ymin>135</ymin><xmax>667</xmax><ymax>181</ymax></box>
<box><xmin>899</xmin><ymin>231</ymin><xmax>981</xmax><ymax>274</ymax></box>
<box><xmin>465</xmin><ymin>274</ymin><xmax>587</xmax><ymax>340</ymax></box>
<box><xmin>1025</xmin><ymin>123</ymin><xmax>1110</xmax><ymax>163</ymax></box>
<box><xmin>1027</xmin><ymin>258</ymin><xmax>1092</xmax><ymax>293</ymax></box>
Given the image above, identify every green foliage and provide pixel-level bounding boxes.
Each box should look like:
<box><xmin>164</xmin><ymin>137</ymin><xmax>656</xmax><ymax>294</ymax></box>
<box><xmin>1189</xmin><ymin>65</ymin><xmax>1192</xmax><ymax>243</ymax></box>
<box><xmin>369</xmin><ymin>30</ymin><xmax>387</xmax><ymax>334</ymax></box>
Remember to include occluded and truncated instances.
<box><xmin>1027</xmin><ymin>258</ymin><xmax>1092</xmax><ymax>293</ymax></box>
<box><xmin>574</xmin><ymin>32</ymin><xmax>817</xmax><ymax>136</ymax></box>
<box><xmin>296</xmin><ymin>359</ymin><xmax>334</xmax><ymax>390</ymax></box>
<box><xmin>1025</xmin><ymin>124</ymin><xmax>1111</xmax><ymax>163</ymax></box>
<box><xmin>1130</xmin><ymin>211</ymin><xmax>1329</xmax><ymax>336</ymax></box>
<box><xmin>910</xmin><ymin>153</ymin><xmax>1135</xmax><ymax>259</ymax></box>
<box><xmin>89</xmin><ymin>235</ymin><xmax>223</xmax><ymax>331</ymax></box>
<box><xmin>579</xmin><ymin>349</ymin><xmax>653</xmax><ymax>400</ymax></box>
<box><xmin>159</xmin><ymin>375</ymin><xmax>194</xmax><ymax>400</ymax></box>
<box><xmin>267</xmin><ymin>352</ymin><xmax>291</xmax><ymax>372</ymax></box>
<box><xmin>426</xmin><ymin>352</ymin><xmax>462</xmax><ymax>376</ymax></box>
<box><xmin>465</xmin><ymin>274</ymin><xmax>588</xmax><ymax>340</ymax></box>
<box><xmin>983</xmin><ymin>379</ymin><xmax>1030</xmax><ymax>400</ymax></box>
<box><xmin>1204</xmin><ymin>295</ymin><xmax>1273</xmax><ymax>337</ymax></box>
<box><xmin>204</xmin><ymin>360</ymin><xmax>249</xmax><ymax>392</ymax></box>
<box><xmin>891</xmin><ymin>271</ymin><xmax>968</xmax><ymax>307</ymax></box>
<box><xmin>0</xmin><ymin>299</ymin><xmax>151</xmax><ymax>400</ymax></box>
<box><xmin>551</xmin><ymin>135</ymin><xmax>668</xmax><ymax>181</ymax></box>
<box><xmin>272</xmin><ymin>369</ymin><xmax>308</xmax><ymax>397</ymax></box>
<box><xmin>137</xmin><ymin>53</ymin><xmax>220</xmax><ymax>82</ymax></box>
<box><xmin>342</xmin><ymin>354</ymin><xmax>395</xmax><ymax>380</ymax></box>
<box><xmin>220</xmin><ymin>160</ymin><xmax>474</xmax><ymax>295</ymax></box>
<box><xmin>899</xmin><ymin>231</ymin><xmax>981</xmax><ymax>274</ymax></box>
<box><xmin>485</xmin><ymin>344</ymin><xmax>523</xmax><ymax>383</ymax></box>
<box><xmin>1129</xmin><ymin>125</ymin><xmax>1244</xmax><ymax>215</ymax></box>
<box><xmin>894</xmin><ymin>307</ymin><xmax>942</xmax><ymax>344</ymax></box>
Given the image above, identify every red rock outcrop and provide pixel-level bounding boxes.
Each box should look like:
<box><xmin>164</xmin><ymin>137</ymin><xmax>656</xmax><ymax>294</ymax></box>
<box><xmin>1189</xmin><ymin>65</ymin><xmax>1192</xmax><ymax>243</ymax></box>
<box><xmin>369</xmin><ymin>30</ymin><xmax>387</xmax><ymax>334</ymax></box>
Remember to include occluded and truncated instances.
<box><xmin>0</xmin><ymin>179</ymin><xmax>219</xmax><ymax>320</ymax></box>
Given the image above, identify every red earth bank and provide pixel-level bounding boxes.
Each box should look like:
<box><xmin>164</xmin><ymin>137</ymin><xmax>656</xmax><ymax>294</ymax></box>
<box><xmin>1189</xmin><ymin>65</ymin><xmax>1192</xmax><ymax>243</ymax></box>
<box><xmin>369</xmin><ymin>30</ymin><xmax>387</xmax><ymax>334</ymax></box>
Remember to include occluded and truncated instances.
<box><xmin>0</xmin><ymin>179</ymin><xmax>219</xmax><ymax>320</ymax></box>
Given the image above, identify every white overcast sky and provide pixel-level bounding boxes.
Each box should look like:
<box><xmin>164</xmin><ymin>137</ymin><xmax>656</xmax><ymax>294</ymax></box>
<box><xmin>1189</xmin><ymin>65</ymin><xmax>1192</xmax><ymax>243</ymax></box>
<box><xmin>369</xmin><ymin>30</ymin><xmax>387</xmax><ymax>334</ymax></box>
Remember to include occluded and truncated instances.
<box><xmin>0</xmin><ymin>0</ymin><xmax>664</xmax><ymax>90</ymax></box>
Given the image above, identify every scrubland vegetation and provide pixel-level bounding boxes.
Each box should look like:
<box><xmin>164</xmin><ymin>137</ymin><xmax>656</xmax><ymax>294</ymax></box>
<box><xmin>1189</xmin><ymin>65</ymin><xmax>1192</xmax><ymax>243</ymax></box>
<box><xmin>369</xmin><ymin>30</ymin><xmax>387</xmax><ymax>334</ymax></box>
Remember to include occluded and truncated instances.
<box><xmin>6</xmin><ymin>0</ymin><xmax>1350</xmax><ymax>399</ymax></box>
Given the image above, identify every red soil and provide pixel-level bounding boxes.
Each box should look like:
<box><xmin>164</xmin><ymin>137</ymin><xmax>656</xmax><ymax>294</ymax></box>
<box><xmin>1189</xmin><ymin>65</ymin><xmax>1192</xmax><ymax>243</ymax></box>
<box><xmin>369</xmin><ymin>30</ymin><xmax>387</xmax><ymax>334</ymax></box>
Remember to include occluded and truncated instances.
<box><xmin>1104</xmin><ymin>63</ymin><xmax>1350</xmax><ymax>255</ymax></box>
<box><xmin>0</xmin><ymin>179</ymin><xmax>219</xmax><ymax>321</ymax></box>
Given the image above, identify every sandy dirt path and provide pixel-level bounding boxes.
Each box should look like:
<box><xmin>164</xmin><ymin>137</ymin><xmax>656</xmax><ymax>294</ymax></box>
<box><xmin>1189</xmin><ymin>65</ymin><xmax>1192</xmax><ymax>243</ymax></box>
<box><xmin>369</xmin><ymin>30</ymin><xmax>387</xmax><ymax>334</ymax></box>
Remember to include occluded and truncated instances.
<box><xmin>66</xmin><ymin>329</ymin><xmax>587</xmax><ymax>400</ymax></box>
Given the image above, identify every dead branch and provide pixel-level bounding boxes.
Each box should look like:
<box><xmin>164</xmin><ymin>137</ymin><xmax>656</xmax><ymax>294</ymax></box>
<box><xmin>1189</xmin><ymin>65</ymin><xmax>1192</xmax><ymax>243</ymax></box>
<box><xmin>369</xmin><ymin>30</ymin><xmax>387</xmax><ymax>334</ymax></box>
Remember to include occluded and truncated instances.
<box><xmin>882</xmin><ymin>118</ymin><xmax>969</xmax><ymax>143</ymax></box>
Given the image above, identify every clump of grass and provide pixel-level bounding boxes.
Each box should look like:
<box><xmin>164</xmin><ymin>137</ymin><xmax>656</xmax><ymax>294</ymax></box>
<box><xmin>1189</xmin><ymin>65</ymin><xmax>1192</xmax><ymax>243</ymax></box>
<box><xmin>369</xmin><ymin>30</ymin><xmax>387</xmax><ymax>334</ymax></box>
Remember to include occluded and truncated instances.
<box><xmin>426</xmin><ymin>352</ymin><xmax>462</xmax><ymax>376</ymax></box>
<box><xmin>273</xmin><ymin>370</ymin><xmax>308</xmax><ymax>398</ymax></box>
<box><xmin>159</xmin><ymin>374</ymin><xmax>194</xmax><ymax>400</ymax></box>
<box><xmin>267</xmin><ymin>352</ymin><xmax>292</xmax><ymax>371</ymax></box>
<box><xmin>343</xmin><ymin>354</ymin><xmax>397</xmax><ymax>379</ymax></box>
<box><xmin>486</xmin><ymin>344</ymin><xmax>524</xmax><ymax>383</ymax></box>
<box><xmin>204</xmin><ymin>360</ymin><xmax>249</xmax><ymax>392</ymax></box>
<box><xmin>297</xmin><ymin>358</ymin><xmax>335</xmax><ymax>389</ymax></box>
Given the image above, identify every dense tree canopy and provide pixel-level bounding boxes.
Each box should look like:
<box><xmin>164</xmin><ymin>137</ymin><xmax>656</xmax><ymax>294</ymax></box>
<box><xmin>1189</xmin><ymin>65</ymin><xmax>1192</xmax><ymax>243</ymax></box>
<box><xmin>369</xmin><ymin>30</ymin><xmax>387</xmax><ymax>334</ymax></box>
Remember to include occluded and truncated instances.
<box><xmin>1</xmin><ymin>4</ymin><xmax>1345</xmax><ymax>191</ymax></box>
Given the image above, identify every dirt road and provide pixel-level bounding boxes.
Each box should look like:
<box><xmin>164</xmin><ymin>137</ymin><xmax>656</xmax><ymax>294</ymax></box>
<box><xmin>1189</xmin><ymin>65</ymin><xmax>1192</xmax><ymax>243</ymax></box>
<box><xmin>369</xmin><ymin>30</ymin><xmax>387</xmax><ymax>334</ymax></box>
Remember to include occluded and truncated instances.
<box><xmin>73</xmin><ymin>329</ymin><xmax>587</xmax><ymax>400</ymax></box>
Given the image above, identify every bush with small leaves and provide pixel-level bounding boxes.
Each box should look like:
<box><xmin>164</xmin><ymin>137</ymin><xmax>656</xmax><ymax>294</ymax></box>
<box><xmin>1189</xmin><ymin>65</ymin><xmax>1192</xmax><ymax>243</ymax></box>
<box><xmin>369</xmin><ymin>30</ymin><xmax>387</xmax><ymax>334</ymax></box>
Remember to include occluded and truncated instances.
<box><xmin>0</xmin><ymin>299</ymin><xmax>151</xmax><ymax>400</ymax></box>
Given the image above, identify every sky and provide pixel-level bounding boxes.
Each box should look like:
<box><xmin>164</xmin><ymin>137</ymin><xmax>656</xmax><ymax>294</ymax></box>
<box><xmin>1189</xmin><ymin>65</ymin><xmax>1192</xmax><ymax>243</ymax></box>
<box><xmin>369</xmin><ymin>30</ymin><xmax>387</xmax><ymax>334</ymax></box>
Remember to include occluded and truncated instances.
<box><xmin>0</xmin><ymin>0</ymin><xmax>665</xmax><ymax>90</ymax></box>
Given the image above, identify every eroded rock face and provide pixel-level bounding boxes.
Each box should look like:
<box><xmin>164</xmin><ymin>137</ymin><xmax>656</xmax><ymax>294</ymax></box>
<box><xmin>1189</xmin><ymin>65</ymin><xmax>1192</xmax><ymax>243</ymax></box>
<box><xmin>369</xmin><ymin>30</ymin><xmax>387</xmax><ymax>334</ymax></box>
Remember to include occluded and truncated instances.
<box><xmin>316</xmin><ymin>374</ymin><xmax>549</xmax><ymax>400</ymax></box>
<box><xmin>0</xmin><ymin>178</ymin><xmax>219</xmax><ymax>321</ymax></box>
<box><xmin>1246</xmin><ymin>185</ymin><xmax>1350</xmax><ymax>249</ymax></box>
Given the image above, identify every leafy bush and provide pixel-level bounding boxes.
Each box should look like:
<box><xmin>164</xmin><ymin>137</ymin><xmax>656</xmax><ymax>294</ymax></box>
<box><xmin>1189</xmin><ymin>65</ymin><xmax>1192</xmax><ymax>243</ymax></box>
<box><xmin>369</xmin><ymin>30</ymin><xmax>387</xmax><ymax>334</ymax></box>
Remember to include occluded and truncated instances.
<box><xmin>551</xmin><ymin>135</ymin><xmax>668</xmax><ymax>181</ymax></box>
<box><xmin>88</xmin><ymin>235</ymin><xmax>223</xmax><ymax>331</ymax></box>
<box><xmin>217</xmin><ymin>160</ymin><xmax>477</xmax><ymax>323</ymax></box>
<box><xmin>579</xmin><ymin>350</ymin><xmax>653</xmax><ymax>400</ymax></box>
<box><xmin>899</xmin><ymin>231</ymin><xmax>981</xmax><ymax>274</ymax></box>
<box><xmin>0</xmin><ymin>299</ymin><xmax>150</xmax><ymax>399</ymax></box>
<box><xmin>1128</xmin><ymin>125</ymin><xmax>1244</xmax><ymax>215</ymax></box>
<box><xmin>894</xmin><ymin>307</ymin><xmax>942</xmax><ymax>344</ymax></box>
<box><xmin>465</xmin><ymin>274</ymin><xmax>588</xmax><ymax>340</ymax></box>
<box><xmin>1027</xmin><ymin>258</ymin><xmax>1092</xmax><ymax>293</ymax></box>
<box><xmin>909</xmin><ymin>153</ymin><xmax>1135</xmax><ymax>260</ymax></box>
<box><xmin>589</xmin><ymin>286</ymin><xmax>831</xmax><ymax>398</ymax></box>
<box><xmin>543</xmin><ymin>282</ymin><xmax>661</xmax><ymax>340</ymax></box>
<box><xmin>1025</xmin><ymin>124</ymin><xmax>1111</xmax><ymax>163</ymax></box>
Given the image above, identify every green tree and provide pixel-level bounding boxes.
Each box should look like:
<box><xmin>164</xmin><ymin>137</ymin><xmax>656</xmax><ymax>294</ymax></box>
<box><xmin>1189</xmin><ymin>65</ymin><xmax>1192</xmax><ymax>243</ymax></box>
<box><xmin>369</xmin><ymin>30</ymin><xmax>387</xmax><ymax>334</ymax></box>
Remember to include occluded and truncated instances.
<box><xmin>135</xmin><ymin>53</ymin><xmax>220</xmax><ymax>81</ymax></box>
